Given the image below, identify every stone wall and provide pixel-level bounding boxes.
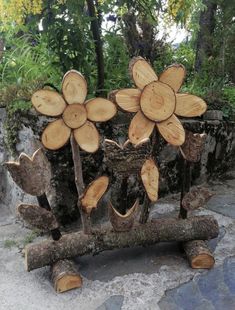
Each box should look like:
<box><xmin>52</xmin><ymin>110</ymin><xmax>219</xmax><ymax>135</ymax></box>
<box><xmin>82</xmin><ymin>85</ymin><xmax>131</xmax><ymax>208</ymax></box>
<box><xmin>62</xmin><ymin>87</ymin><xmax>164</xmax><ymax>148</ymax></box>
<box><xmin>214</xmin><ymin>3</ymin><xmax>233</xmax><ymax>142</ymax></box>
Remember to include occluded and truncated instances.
<box><xmin>1</xmin><ymin>108</ymin><xmax>235</xmax><ymax>224</ymax></box>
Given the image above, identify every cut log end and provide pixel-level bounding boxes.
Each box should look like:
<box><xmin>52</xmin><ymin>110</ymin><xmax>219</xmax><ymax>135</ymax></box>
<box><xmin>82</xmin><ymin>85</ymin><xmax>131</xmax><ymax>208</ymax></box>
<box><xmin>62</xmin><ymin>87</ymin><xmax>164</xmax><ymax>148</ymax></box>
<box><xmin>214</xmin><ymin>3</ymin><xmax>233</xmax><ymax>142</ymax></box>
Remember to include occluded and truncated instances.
<box><xmin>183</xmin><ymin>240</ymin><xmax>215</xmax><ymax>269</ymax></box>
<box><xmin>51</xmin><ymin>259</ymin><xmax>82</xmax><ymax>293</ymax></box>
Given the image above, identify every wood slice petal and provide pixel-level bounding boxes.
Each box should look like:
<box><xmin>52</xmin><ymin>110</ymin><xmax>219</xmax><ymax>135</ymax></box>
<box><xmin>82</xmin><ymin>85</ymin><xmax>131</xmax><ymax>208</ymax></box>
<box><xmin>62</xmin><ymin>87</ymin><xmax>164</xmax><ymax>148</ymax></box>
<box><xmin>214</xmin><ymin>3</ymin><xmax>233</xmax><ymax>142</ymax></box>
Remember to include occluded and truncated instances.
<box><xmin>73</xmin><ymin>121</ymin><xmax>100</xmax><ymax>153</ymax></box>
<box><xmin>4</xmin><ymin>148</ymin><xmax>51</xmax><ymax>196</ymax></box>
<box><xmin>62</xmin><ymin>70</ymin><xmax>87</xmax><ymax>104</ymax></box>
<box><xmin>108</xmin><ymin>199</ymin><xmax>140</xmax><ymax>232</ymax></box>
<box><xmin>160</xmin><ymin>64</ymin><xmax>186</xmax><ymax>92</ymax></box>
<box><xmin>157</xmin><ymin>114</ymin><xmax>185</xmax><ymax>146</ymax></box>
<box><xmin>175</xmin><ymin>93</ymin><xmax>207</xmax><ymax>117</ymax></box>
<box><xmin>141</xmin><ymin>158</ymin><xmax>159</xmax><ymax>202</ymax></box>
<box><xmin>32</xmin><ymin>90</ymin><xmax>67</xmax><ymax>116</ymax></box>
<box><xmin>86</xmin><ymin>98</ymin><xmax>117</xmax><ymax>122</ymax></box>
<box><xmin>62</xmin><ymin>104</ymin><xmax>87</xmax><ymax>129</ymax></box>
<box><xmin>81</xmin><ymin>176</ymin><xmax>109</xmax><ymax>214</ymax></box>
<box><xmin>128</xmin><ymin>111</ymin><xmax>155</xmax><ymax>145</ymax></box>
<box><xmin>17</xmin><ymin>203</ymin><xmax>59</xmax><ymax>230</ymax></box>
<box><xmin>42</xmin><ymin>119</ymin><xmax>71</xmax><ymax>150</ymax></box>
<box><xmin>129</xmin><ymin>57</ymin><xmax>158</xmax><ymax>90</ymax></box>
<box><xmin>140</xmin><ymin>81</ymin><xmax>176</xmax><ymax>122</ymax></box>
<box><xmin>109</xmin><ymin>88</ymin><xmax>141</xmax><ymax>112</ymax></box>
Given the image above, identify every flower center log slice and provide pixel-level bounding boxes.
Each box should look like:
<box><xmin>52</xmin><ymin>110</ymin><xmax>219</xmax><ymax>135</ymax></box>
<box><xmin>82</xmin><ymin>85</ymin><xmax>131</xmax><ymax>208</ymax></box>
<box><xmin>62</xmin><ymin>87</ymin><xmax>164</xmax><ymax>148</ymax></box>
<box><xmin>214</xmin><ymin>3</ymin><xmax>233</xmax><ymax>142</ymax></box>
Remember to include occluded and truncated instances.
<box><xmin>62</xmin><ymin>104</ymin><xmax>87</xmax><ymax>129</ymax></box>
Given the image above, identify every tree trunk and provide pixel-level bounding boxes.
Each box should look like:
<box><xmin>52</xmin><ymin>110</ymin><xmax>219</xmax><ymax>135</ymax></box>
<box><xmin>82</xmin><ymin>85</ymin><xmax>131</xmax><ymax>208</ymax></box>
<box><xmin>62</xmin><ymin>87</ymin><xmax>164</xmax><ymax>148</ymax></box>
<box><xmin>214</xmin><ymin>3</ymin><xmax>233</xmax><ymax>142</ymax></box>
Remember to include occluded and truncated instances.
<box><xmin>195</xmin><ymin>0</ymin><xmax>217</xmax><ymax>71</ymax></box>
<box><xmin>26</xmin><ymin>215</ymin><xmax>219</xmax><ymax>271</ymax></box>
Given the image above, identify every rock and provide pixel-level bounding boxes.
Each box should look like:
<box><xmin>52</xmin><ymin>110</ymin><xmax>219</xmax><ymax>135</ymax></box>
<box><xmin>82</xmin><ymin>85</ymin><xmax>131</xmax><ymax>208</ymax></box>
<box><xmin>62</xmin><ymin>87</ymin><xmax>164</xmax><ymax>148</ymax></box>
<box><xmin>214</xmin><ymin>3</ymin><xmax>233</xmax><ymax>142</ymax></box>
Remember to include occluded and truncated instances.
<box><xmin>96</xmin><ymin>295</ymin><xmax>124</xmax><ymax>310</ymax></box>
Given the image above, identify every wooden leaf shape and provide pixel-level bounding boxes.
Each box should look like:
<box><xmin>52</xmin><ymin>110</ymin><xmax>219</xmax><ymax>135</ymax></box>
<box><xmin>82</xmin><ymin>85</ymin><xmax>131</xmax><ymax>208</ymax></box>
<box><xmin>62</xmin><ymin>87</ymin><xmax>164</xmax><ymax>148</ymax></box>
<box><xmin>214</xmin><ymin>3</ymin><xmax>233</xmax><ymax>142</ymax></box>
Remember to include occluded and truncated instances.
<box><xmin>109</xmin><ymin>88</ymin><xmax>141</xmax><ymax>112</ymax></box>
<box><xmin>141</xmin><ymin>158</ymin><xmax>159</xmax><ymax>202</ymax></box>
<box><xmin>175</xmin><ymin>93</ymin><xmax>207</xmax><ymax>117</ymax></box>
<box><xmin>182</xmin><ymin>186</ymin><xmax>214</xmax><ymax>211</ymax></box>
<box><xmin>32</xmin><ymin>89</ymin><xmax>67</xmax><ymax>116</ymax></box>
<box><xmin>62</xmin><ymin>103</ymin><xmax>87</xmax><ymax>129</ymax></box>
<box><xmin>129</xmin><ymin>57</ymin><xmax>158</xmax><ymax>90</ymax></box>
<box><xmin>42</xmin><ymin>119</ymin><xmax>71</xmax><ymax>150</ymax></box>
<box><xmin>156</xmin><ymin>114</ymin><xmax>185</xmax><ymax>146</ymax></box>
<box><xmin>17</xmin><ymin>203</ymin><xmax>59</xmax><ymax>230</ymax></box>
<box><xmin>62</xmin><ymin>70</ymin><xmax>87</xmax><ymax>104</ymax></box>
<box><xmin>81</xmin><ymin>176</ymin><xmax>109</xmax><ymax>214</ymax></box>
<box><xmin>128</xmin><ymin>111</ymin><xmax>155</xmax><ymax>145</ymax></box>
<box><xmin>108</xmin><ymin>199</ymin><xmax>140</xmax><ymax>232</ymax></box>
<box><xmin>140</xmin><ymin>81</ymin><xmax>176</xmax><ymax>122</ymax></box>
<box><xmin>159</xmin><ymin>64</ymin><xmax>186</xmax><ymax>92</ymax></box>
<box><xmin>86</xmin><ymin>98</ymin><xmax>117</xmax><ymax>122</ymax></box>
<box><xmin>180</xmin><ymin>131</ymin><xmax>206</xmax><ymax>162</ymax></box>
<box><xmin>4</xmin><ymin>148</ymin><xmax>51</xmax><ymax>196</ymax></box>
<box><xmin>73</xmin><ymin>121</ymin><xmax>100</xmax><ymax>153</ymax></box>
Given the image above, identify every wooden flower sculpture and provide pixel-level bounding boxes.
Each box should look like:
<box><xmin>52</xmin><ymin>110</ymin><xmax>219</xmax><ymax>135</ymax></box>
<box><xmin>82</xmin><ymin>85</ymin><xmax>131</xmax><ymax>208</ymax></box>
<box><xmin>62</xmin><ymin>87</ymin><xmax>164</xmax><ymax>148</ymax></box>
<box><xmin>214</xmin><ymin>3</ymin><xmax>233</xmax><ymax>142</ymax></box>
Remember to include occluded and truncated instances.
<box><xmin>32</xmin><ymin>70</ymin><xmax>117</xmax><ymax>152</ymax></box>
<box><xmin>110</xmin><ymin>57</ymin><xmax>207</xmax><ymax>146</ymax></box>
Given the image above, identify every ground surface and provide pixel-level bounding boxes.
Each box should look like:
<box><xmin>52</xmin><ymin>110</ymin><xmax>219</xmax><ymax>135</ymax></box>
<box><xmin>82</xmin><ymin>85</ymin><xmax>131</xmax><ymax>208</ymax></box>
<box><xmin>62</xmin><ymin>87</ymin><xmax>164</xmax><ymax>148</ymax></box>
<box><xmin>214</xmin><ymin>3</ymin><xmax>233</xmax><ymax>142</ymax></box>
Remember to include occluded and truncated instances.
<box><xmin>0</xmin><ymin>171</ymin><xmax>235</xmax><ymax>310</ymax></box>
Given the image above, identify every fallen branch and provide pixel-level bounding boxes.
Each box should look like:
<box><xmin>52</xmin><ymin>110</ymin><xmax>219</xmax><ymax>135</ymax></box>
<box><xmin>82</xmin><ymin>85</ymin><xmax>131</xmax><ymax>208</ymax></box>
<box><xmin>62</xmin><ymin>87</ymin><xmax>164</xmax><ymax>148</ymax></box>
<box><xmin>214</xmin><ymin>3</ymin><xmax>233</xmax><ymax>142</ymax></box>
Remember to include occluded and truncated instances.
<box><xmin>26</xmin><ymin>215</ymin><xmax>219</xmax><ymax>271</ymax></box>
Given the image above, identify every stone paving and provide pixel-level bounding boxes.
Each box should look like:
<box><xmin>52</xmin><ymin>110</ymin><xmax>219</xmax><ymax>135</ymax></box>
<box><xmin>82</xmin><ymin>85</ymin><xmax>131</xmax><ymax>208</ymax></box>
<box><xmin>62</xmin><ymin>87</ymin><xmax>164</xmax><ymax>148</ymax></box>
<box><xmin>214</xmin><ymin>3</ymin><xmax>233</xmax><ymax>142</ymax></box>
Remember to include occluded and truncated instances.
<box><xmin>0</xmin><ymin>175</ymin><xmax>235</xmax><ymax>309</ymax></box>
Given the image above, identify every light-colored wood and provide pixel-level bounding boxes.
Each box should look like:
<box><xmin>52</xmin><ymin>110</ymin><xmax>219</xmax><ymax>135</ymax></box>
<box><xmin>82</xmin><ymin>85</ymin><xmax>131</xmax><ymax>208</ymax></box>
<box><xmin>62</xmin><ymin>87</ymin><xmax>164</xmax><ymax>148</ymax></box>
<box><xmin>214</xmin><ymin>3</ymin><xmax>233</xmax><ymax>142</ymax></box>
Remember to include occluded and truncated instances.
<box><xmin>25</xmin><ymin>215</ymin><xmax>219</xmax><ymax>271</ymax></box>
<box><xmin>32</xmin><ymin>89</ymin><xmax>66</xmax><ymax>116</ymax></box>
<box><xmin>86</xmin><ymin>98</ymin><xmax>117</xmax><ymax>122</ymax></box>
<box><xmin>182</xmin><ymin>186</ymin><xmax>214</xmax><ymax>211</ymax></box>
<box><xmin>73</xmin><ymin>121</ymin><xmax>100</xmax><ymax>153</ymax></box>
<box><xmin>183</xmin><ymin>240</ymin><xmax>215</xmax><ymax>269</ymax></box>
<box><xmin>159</xmin><ymin>64</ymin><xmax>186</xmax><ymax>92</ymax></box>
<box><xmin>128</xmin><ymin>111</ymin><xmax>155</xmax><ymax>145</ymax></box>
<box><xmin>129</xmin><ymin>57</ymin><xmax>158</xmax><ymax>90</ymax></box>
<box><xmin>180</xmin><ymin>131</ymin><xmax>206</xmax><ymax>162</ymax></box>
<box><xmin>62</xmin><ymin>70</ymin><xmax>87</xmax><ymax>104</ymax></box>
<box><xmin>108</xmin><ymin>199</ymin><xmax>140</xmax><ymax>232</ymax></box>
<box><xmin>109</xmin><ymin>88</ymin><xmax>141</xmax><ymax>112</ymax></box>
<box><xmin>62</xmin><ymin>103</ymin><xmax>87</xmax><ymax>129</ymax></box>
<box><xmin>175</xmin><ymin>93</ymin><xmax>207</xmax><ymax>117</ymax></box>
<box><xmin>81</xmin><ymin>176</ymin><xmax>109</xmax><ymax>214</ymax></box>
<box><xmin>4</xmin><ymin>148</ymin><xmax>51</xmax><ymax>196</ymax></box>
<box><xmin>140</xmin><ymin>81</ymin><xmax>176</xmax><ymax>122</ymax></box>
<box><xmin>51</xmin><ymin>259</ymin><xmax>82</xmax><ymax>293</ymax></box>
<box><xmin>156</xmin><ymin>114</ymin><xmax>185</xmax><ymax>146</ymax></box>
<box><xmin>17</xmin><ymin>203</ymin><xmax>59</xmax><ymax>230</ymax></box>
<box><xmin>42</xmin><ymin>119</ymin><xmax>71</xmax><ymax>150</ymax></box>
<box><xmin>141</xmin><ymin>158</ymin><xmax>159</xmax><ymax>202</ymax></box>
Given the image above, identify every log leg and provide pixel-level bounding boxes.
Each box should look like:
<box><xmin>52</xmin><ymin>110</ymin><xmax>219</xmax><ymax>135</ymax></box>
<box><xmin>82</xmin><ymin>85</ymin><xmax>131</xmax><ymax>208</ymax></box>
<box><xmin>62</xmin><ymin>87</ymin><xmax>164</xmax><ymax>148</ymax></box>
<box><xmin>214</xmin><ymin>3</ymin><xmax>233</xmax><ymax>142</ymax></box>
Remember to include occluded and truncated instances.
<box><xmin>51</xmin><ymin>259</ymin><xmax>82</xmax><ymax>293</ymax></box>
<box><xmin>183</xmin><ymin>240</ymin><xmax>215</xmax><ymax>269</ymax></box>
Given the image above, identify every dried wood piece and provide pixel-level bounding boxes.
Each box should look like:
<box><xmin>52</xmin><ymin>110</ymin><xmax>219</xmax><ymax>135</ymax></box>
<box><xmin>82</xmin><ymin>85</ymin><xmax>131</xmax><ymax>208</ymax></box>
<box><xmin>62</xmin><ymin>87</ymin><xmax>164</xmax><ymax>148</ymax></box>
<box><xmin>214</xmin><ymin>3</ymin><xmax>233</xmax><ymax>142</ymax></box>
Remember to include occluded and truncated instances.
<box><xmin>4</xmin><ymin>148</ymin><xmax>51</xmax><ymax>196</ymax></box>
<box><xmin>51</xmin><ymin>259</ymin><xmax>82</xmax><ymax>293</ymax></box>
<box><xmin>86</xmin><ymin>98</ymin><xmax>117</xmax><ymax>122</ymax></box>
<box><xmin>182</xmin><ymin>186</ymin><xmax>214</xmax><ymax>211</ymax></box>
<box><xmin>73</xmin><ymin>121</ymin><xmax>100</xmax><ymax>153</ymax></box>
<box><xmin>140</xmin><ymin>81</ymin><xmax>176</xmax><ymax>122</ymax></box>
<box><xmin>129</xmin><ymin>57</ymin><xmax>158</xmax><ymax>90</ymax></box>
<box><xmin>32</xmin><ymin>89</ymin><xmax>66</xmax><ymax>117</ymax></box>
<box><xmin>156</xmin><ymin>114</ymin><xmax>185</xmax><ymax>146</ymax></box>
<box><xmin>175</xmin><ymin>94</ymin><xmax>207</xmax><ymax>117</ymax></box>
<box><xmin>81</xmin><ymin>176</ymin><xmax>109</xmax><ymax>214</ymax></box>
<box><xmin>25</xmin><ymin>215</ymin><xmax>219</xmax><ymax>271</ymax></box>
<box><xmin>104</xmin><ymin>138</ymin><xmax>151</xmax><ymax>175</ymax></box>
<box><xmin>42</xmin><ymin>119</ymin><xmax>71</xmax><ymax>150</ymax></box>
<box><xmin>180</xmin><ymin>131</ymin><xmax>206</xmax><ymax>163</ymax></box>
<box><xmin>128</xmin><ymin>110</ymin><xmax>155</xmax><ymax>145</ymax></box>
<box><xmin>17</xmin><ymin>204</ymin><xmax>59</xmax><ymax>231</ymax></box>
<box><xmin>141</xmin><ymin>158</ymin><xmax>159</xmax><ymax>202</ymax></box>
<box><xmin>62</xmin><ymin>104</ymin><xmax>87</xmax><ymax>129</ymax></box>
<box><xmin>108</xmin><ymin>199</ymin><xmax>140</xmax><ymax>232</ymax></box>
<box><xmin>159</xmin><ymin>64</ymin><xmax>186</xmax><ymax>92</ymax></box>
<box><xmin>109</xmin><ymin>88</ymin><xmax>141</xmax><ymax>112</ymax></box>
<box><xmin>62</xmin><ymin>70</ymin><xmax>87</xmax><ymax>104</ymax></box>
<box><xmin>183</xmin><ymin>240</ymin><xmax>215</xmax><ymax>269</ymax></box>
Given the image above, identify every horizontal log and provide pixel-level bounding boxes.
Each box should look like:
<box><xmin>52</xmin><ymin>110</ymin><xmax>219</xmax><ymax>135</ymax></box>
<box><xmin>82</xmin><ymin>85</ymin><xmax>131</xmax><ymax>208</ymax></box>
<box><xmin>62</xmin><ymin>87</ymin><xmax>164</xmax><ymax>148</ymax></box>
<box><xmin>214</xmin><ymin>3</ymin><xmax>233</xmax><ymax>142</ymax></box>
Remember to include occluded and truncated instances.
<box><xmin>25</xmin><ymin>215</ymin><xmax>219</xmax><ymax>271</ymax></box>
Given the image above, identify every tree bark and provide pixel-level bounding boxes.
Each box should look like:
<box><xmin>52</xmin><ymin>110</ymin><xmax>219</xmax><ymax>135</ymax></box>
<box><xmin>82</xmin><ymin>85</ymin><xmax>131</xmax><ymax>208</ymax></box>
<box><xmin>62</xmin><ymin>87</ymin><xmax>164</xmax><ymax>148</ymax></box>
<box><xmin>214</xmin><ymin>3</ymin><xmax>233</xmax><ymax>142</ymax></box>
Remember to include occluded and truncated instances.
<box><xmin>26</xmin><ymin>215</ymin><xmax>219</xmax><ymax>271</ymax></box>
<box><xmin>195</xmin><ymin>0</ymin><xmax>217</xmax><ymax>71</ymax></box>
<box><xmin>179</xmin><ymin>159</ymin><xmax>191</xmax><ymax>219</ymax></box>
<box><xmin>183</xmin><ymin>240</ymin><xmax>215</xmax><ymax>269</ymax></box>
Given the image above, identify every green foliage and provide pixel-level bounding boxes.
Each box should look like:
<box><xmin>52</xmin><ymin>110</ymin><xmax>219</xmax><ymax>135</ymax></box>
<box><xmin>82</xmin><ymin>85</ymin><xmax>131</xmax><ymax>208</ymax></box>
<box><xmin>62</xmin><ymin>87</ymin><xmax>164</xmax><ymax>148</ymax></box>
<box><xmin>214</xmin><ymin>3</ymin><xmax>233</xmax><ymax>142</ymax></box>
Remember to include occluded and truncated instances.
<box><xmin>4</xmin><ymin>239</ymin><xmax>18</xmax><ymax>249</ymax></box>
<box><xmin>222</xmin><ymin>86</ymin><xmax>235</xmax><ymax>106</ymax></box>
<box><xmin>22</xmin><ymin>230</ymin><xmax>39</xmax><ymax>246</ymax></box>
